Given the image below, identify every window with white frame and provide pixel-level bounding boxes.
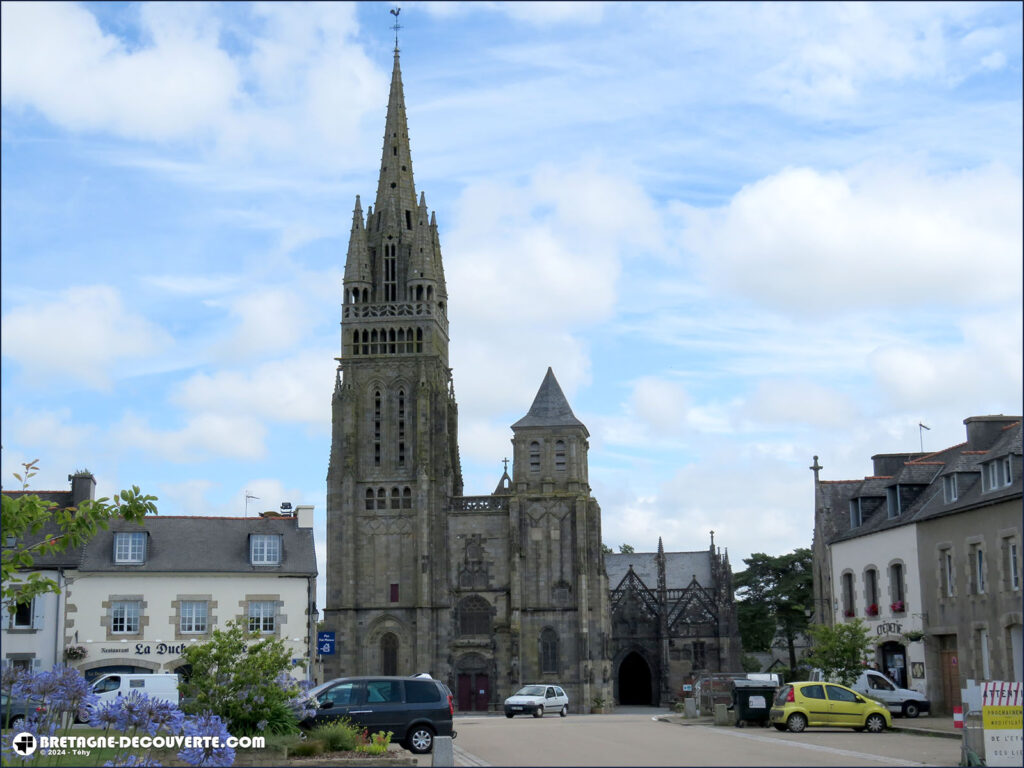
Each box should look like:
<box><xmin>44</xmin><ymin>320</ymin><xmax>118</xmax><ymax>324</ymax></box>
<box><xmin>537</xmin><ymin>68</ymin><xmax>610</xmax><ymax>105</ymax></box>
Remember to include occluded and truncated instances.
<box><xmin>985</xmin><ymin>458</ymin><xmax>1013</xmax><ymax>492</ymax></box>
<box><xmin>248</xmin><ymin>601</ymin><xmax>276</xmax><ymax>634</ymax></box>
<box><xmin>114</xmin><ymin>532</ymin><xmax>146</xmax><ymax>564</ymax></box>
<box><xmin>1002</xmin><ymin>456</ymin><xmax>1013</xmax><ymax>487</ymax></box>
<box><xmin>111</xmin><ymin>601</ymin><xmax>141</xmax><ymax>634</ymax></box>
<box><xmin>250</xmin><ymin>535</ymin><xmax>281</xmax><ymax>565</ymax></box>
<box><xmin>180</xmin><ymin>601</ymin><xmax>208</xmax><ymax>634</ymax></box>
<box><xmin>12</xmin><ymin>599</ymin><xmax>33</xmax><ymax>628</ymax></box>
<box><xmin>943</xmin><ymin>475</ymin><xmax>958</xmax><ymax>503</ymax></box>
<box><xmin>973</xmin><ymin>545</ymin><xmax>986</xmax><ymax>594</ymax></box>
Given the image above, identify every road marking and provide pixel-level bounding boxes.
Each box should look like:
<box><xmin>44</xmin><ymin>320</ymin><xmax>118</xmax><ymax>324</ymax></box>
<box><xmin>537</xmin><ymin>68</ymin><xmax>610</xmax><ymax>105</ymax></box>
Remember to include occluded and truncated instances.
<box><xmin>694</xmin><ymin>725</ymin><xmax>929</xmax><ymax>766</ymax></box>
<box><xmin>454</xmin><ymin>743</ymin><xmax>491</xmax><ymax>767</ymax></box>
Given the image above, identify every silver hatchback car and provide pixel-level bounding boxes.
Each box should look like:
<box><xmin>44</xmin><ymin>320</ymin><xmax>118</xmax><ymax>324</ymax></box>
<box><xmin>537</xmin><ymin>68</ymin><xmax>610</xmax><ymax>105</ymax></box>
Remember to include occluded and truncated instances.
<box><xmin>503</xmin><ymin>684</ymin><xmax>569</xmax><ymax>718</ymax></box>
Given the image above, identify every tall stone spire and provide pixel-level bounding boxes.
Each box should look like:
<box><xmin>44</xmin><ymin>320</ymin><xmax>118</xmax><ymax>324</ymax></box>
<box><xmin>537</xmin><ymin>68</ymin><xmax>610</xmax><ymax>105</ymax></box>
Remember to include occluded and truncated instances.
<box><xmin>374</xmin><ymin>49</ymin><xmax>418</xmax><ymax>221</ymax></box>
<box><xmin>343</xmin><ymin>195</ymin><xmax>371</xmax><ymax>289</ymax></box>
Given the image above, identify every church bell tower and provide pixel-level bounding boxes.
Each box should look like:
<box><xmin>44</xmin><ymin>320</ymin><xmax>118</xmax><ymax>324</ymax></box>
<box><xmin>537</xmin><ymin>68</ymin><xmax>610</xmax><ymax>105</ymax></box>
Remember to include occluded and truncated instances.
<box><xmin>324</xmin><ymin>43</ymin><xmax>463</xmax><ymax>680</ymax></box>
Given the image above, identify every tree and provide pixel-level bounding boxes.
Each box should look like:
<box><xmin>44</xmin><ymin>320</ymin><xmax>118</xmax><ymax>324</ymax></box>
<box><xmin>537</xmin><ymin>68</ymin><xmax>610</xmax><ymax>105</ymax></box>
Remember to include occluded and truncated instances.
<box><xmin>179</xmin><ymin>620</ymin><xmax>305</xmax><ymax>735</ymax></box>
<box><xmin>733</xmin><ymin>547</ymin><xmax>813</xmax><ymax>672</ymax></box>
<box><xmin>600</xmin><ymin>543</ymin><xmax>613</xmax><ymax>554</ymax></box>
<box><xmin>805</xmin><ymin>619</ymin><xmax>873</xmax><ymax>686</ymax></box>
<box><xmin>618</xmin><ymin>543</ymin><xmax>635</xmax><ymax>554</ymax></box>
<box><xmin>2</xmin><ymin>460</ymin><xmax>158</xmax><ymax>610</ymax></box>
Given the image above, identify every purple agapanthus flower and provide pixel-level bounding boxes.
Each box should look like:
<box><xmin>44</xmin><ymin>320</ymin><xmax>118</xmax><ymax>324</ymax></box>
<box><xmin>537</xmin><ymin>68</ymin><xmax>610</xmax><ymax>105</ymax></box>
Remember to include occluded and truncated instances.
<box><xmin>177</xmin><ymin>712</ymin><xmax>235</xmax><ymax>767</ymax></box>
<box><xmin>104</xmin><ymin>754</ymin><xmax>163</xmax><ymax>767</ymax></box>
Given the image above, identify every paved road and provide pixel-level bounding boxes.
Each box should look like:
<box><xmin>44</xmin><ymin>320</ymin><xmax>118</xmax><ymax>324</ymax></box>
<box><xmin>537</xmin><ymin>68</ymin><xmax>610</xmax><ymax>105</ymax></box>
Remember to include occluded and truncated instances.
<box><xmin>420</xmin><ymin>709</ymin><xmax>960</xmax><ymax>767</ymax></box>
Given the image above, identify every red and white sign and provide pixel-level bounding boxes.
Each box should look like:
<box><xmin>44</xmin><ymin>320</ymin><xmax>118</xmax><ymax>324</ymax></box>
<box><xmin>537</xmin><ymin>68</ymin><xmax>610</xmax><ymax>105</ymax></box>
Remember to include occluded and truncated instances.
<box><xmin>953</xmin><ymin>706</ymin><xmax>963</xmax><ymax>729</ymax></box>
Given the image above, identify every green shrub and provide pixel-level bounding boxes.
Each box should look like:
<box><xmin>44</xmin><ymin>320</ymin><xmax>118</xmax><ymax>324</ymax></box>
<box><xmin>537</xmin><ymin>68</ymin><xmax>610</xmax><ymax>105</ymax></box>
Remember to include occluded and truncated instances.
<box><xmin>290</xmin><ymin>739</ymin><xmax>327</xmax><ymax>757</ymax></box>
<box><xmin>355</xmin><ymin>730</ymin><xmax>393</xmax><ymax>755</ymax></box>
<box><xmin>310</xmin><ymin>719</ymin><xmax>361</xmax><ymax>752</ymax></box>
<box><xmin>263</xmin><ymin>732</ymin><xmax>304</xmax><ymax>757</ymax></box>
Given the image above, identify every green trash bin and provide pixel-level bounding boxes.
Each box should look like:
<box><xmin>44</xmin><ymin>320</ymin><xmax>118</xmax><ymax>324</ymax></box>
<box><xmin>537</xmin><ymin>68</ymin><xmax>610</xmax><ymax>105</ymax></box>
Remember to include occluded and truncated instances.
<box><xmin>732</xmin><ymin>680</ymin><xmax>777</xmax><ymax>728</ymax></box>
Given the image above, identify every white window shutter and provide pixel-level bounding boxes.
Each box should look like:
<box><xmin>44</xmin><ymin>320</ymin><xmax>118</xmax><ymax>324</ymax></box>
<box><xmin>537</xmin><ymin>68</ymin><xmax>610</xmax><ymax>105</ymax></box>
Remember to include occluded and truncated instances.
<box><xmin>33</xmin><ymin>658</ymin><xmax>42</xmax><ymax>668</ymax></box>
<box><xmin>32</xmin><ymin>600</ymin><xmax>44</xmax><ymax>630</ymax></box>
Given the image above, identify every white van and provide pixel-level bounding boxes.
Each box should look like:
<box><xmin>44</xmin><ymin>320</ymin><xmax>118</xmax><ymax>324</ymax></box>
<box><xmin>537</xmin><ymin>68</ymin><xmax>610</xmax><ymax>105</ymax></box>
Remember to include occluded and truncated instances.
<box><xmin>851</xmin><ymin>670</ymin><xmax>930</xmax><ymax>718</ymax></box>
<box><xmin>91</xmin><ymin>673</ymin><xmax>180</xmax><ymax>706</ymax></box>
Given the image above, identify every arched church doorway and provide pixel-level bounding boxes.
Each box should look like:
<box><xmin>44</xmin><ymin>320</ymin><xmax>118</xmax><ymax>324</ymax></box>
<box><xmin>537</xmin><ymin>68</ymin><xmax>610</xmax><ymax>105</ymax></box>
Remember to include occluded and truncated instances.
<box><xmin>618</xmin><ymin>652</ymin><xmax>653</xmax><ymax>705</ymax></box>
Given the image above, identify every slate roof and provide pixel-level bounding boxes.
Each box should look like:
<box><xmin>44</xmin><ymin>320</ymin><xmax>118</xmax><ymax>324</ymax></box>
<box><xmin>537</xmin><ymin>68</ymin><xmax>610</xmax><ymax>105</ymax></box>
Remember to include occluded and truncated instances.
<box><xmin>3</xmin><ymin>489</ymin><xmax>85</xmax><ymax>568</ymax></box>
<box><xmin>606</xmin><ymin>551</ymin><xmax>712</xmax><ymax>590</ymax></box>
<box><xmin>77</xmin><ymin>516</ymin><xmax>317</xmax><ymax>575</ymax></box>
<box><xmin>826</xmin><ymin>418</ymin><xmax>1022</xmax><ymax>545</ymax></box>
<box><xmin>511</xmin><ymin>368</ymin><xmax>587</xmax><ymax>432</ymax></box>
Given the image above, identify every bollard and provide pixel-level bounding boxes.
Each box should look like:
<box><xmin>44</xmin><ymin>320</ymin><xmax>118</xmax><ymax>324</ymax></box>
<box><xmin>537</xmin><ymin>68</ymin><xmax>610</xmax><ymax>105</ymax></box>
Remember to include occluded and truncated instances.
<box><xmin>432</xmin><ymin>735</ymin><xmax>454</xmax><ymax>767</ymax></box>
<box><xmin>713</xmin><ymin>702</ymin><xmax>730</xmax><ymax>726</ymax></box>
<box><xmin>683</xmin><ymin>698</ymin><xmax>697</xmax><ymax>719</ymax></box>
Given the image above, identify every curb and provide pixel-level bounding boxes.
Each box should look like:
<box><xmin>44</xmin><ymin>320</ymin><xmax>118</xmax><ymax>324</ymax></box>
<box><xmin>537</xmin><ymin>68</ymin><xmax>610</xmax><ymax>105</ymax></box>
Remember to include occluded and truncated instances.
<box><xmin>889</xmin><ymin>726</ymin><xmax>962</xmax><ymax>740</ymax></box>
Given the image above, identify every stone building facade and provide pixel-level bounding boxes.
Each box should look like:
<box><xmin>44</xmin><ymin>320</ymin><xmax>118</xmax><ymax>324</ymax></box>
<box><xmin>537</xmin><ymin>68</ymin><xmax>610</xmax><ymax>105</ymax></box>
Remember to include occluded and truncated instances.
<box><xmin>323</xmin><ymin>47</ymin><xmax>740</xmax><ymax>712</ymax></box>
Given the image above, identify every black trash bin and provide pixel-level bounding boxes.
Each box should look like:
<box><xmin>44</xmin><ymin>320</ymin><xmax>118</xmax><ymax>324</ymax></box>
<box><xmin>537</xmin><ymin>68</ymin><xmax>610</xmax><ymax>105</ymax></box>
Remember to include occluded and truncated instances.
<box><xmin>732</xmin><ymin>680</ymin><xmax>778</xmax><ymax>728</ymax></box>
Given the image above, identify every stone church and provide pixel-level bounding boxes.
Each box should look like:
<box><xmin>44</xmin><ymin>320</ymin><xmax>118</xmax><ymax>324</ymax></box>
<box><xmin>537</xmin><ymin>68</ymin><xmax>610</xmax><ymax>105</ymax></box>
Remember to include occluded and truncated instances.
<box><xmin>323</xmin><ymin>46</ymin><xmax>740</xmax><ymax>712</ymax></box>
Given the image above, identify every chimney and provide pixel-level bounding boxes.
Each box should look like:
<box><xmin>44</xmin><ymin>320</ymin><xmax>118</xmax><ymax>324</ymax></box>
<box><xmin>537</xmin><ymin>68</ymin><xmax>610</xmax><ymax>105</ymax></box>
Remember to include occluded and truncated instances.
<box><xmin>964</xmin><ymin>415</ymin><xmax>1021</xmax><ymax>451</ymax></box>
<box><xmin>295</xmin><ymin>505</ymin><xmax>314</xmax><ymax>529</ymax></box>
<box><xmin>871</xmin><ymin>454</ymin><xmax>925</xmax><ymax>476</ymax></box>
<box><xmin>69</xmin><ymin>471</ymin><xmax>96</xmax><ymax>507</ymax></box>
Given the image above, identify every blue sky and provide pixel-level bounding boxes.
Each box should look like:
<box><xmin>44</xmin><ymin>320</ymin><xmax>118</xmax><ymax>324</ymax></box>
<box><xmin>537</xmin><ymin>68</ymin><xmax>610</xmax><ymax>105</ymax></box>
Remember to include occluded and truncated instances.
<box><xmin>2</xmin><ymin>1</ymin><xmax>1021</xmax><ymax>608</ymax></box>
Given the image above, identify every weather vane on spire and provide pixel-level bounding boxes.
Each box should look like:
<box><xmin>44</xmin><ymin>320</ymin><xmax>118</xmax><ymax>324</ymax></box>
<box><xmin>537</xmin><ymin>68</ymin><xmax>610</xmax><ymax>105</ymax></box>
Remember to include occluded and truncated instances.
<box><xmin>390</xmin><ymin>7</ymin><xmax>402</xmax><ymax>52</ymax></box>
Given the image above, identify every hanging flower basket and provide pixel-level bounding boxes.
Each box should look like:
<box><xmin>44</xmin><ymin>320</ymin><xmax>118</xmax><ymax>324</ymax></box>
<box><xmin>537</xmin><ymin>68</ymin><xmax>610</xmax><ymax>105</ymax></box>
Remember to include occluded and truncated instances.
<box><xmin>903</xmin><ymin>630</ymin><xmax>925</xmax><ymax>643</ymax></box>
<box><xmin>63</xmin><ymin>645</ymin><xmax>87</xmax><ymax>661</ymax></box>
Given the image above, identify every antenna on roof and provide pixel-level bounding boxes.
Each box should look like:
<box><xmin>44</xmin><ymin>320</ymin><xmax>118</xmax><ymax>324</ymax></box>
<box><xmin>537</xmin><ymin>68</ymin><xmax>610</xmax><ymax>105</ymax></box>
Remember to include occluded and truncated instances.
<box><xmin>918</xmin><ymin>423</ymin><xmax>930</xmax><ymax>453</ymax></box>
<box><xmin>245</xmin><ymin>491</ymin><xmax>259</xmax><ymax>518</ymax></box>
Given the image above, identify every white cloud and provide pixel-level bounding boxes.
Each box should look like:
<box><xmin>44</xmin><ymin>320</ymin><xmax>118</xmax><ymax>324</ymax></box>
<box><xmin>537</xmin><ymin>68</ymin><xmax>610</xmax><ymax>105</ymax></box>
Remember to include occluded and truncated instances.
<box><xmin>628</xmin><ymin>376</ymin><xmax>691</xmax><ymax>438</ymax></box>
<box><xmin>0</xmin><ymin>285</ymin><xmax>172</xmax><ymax>388</ymax></box>
<box><xmin>742</xmin><ymin>379</ymin><xmax>859</xmax><ymax>430</ymax></box>
<box><xmin>172</xmin><ymin>350</ymin><xmax>336</xmax><ymax>425</ymax></box>
<box><xmin>680</xmin><ymin>163</ymin><xmax>1023</xmax><ymax>315</ymax></box>
<box><xmin>114</xmin><ymin>412</ymin><xmax>267</xmax><ymax>462</ymax></box>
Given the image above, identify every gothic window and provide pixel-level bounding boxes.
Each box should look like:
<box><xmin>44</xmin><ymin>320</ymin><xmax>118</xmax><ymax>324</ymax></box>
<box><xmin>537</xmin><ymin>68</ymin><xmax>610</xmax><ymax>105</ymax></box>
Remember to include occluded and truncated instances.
<box><xmin>692</xmin><ymin>641</ymin><xmax>707</xmax><ymax>670</ymax></box>
<box><xmin>555</xmin><ymin>441</ymin><xmax>566</xmax><ymax>472</ymax></box>
<box><xmin>529</xmin><ymin>442</ymin><xmax>541</xmax><ymax>473</ymax></box>
<box><xmin>397</xmin><ymin>390</ymin><xmax>406</xmax><ymax>467</ymax></box>
<box><xmin>384</xmin><ymin>243</ymin><xmax>397</xmax><ymax>301</ymax></box>
<box><xmin>540</xmin><ymin>628</ymin><xmax>559</xmax><ymax>673</ymax></box>
<box><xmin>402</xmin><ymin>487</ymin><xmax>412</xmax><ymax>509</ymax></box>
<box><xmin>374</xmin><ymin>390</ymin><xmax>382</xmax><ymax>466</ymax></box>
<box><xmin>370</xmin><ymin>328</ymin><xmax>379</xmax><ymax>355</ymax></box>
<box><xmin>381</xmin><ymin>633</ymin><xmax>398</xmax><ymax>676</ymax></box>
<box><xmin>365</xmin><ymin>489</ymin><xmax>374</xmax><ymax>510</ymax></box>
<box><xmin>459</xmin><ymin>596</ymin><xmax>491</xmax><ymax>636</ymax></box>
<box><xmin>416</xmin><ymin>327</ymin><xmax>423</xmax><ymax>352</ymax></box>
<box><xmin>405</xmin><ymin>210</ymin><xmax>412</xmax><ymax>230</ymax></box>
<box><xmin>377</xmin><ymin>488</ymin><xmax>386</xmax><ymax>509</ymax></box>
<box><xmin>390</xmin><ymin>487</ymin><xmax>400</xmax><ymax>510</ymax></box>
<box><xmin>352</xmin><ymin>330</ymin><xmax>360</xmax><ymax>355</ymax></box>
<box><xmin>397</xmin><ymin>328</ymin><xmax>406</xmax><ymax>353</ymax></box>
<box><xmin>361</xmin><ymin>330</ymin><xmax>369</xmax><ymax>356</ymax></box>
<box><xmin>388</xmin><ymin>328</ymin><xmax>396</xmax><ymax>354</ymax></box>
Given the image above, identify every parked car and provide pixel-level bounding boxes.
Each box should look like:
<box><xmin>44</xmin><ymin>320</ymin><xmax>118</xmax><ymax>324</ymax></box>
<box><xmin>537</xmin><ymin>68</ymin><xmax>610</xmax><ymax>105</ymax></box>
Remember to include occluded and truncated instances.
<box><xmin>297</xmin><ymin>676</ymin><xmax>455</xmax><ymax>754</ymax></box>
<box><xmin>851</xmin><ymin>670</ymin><xmax>930</xmax><ymax>718</ymax></box>
<box><xmin>769</xmin><ymin>681</ymin><xmax>892</xmax><ymax>733</ymax></box>
<box><xmin>0</xmin><ymin>693</ymin><xmax>46</xmax><ymax>731</ymax></box>
<box><xmin>503</xmin><ymin>685</ymin><xmax>569</xmax><ymax>718</ymax></box>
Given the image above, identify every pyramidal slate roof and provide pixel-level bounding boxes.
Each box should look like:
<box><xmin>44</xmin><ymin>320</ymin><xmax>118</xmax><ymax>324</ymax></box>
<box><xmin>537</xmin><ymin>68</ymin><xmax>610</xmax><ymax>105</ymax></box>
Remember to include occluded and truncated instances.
<box><xmin>511</xmin><ymin>368</ymin><xmax>586</xmax><ymax>431</ymax></box>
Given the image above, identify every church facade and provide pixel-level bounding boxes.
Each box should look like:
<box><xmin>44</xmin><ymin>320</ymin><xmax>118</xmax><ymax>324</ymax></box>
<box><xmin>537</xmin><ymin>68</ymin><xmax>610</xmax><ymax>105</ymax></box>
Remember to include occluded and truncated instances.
<box><xmin>323</xmin><ymin>47</ymin><xmax>739</xmax><ymax>712</ymax></box>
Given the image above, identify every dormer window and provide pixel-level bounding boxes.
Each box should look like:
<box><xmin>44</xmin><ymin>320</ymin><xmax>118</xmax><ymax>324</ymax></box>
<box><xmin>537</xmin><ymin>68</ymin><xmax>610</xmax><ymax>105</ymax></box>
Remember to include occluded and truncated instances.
<box><xmin>943</xmin><ymin>475</ymin><xmax>958</xmax><ymax>503</ymax></box>
<box><xmin>250</xmin><ymin>534</ymin><xmax>281</xmax><ymax>566</ymax></box>
<box><xmin>1001</xmin><ymin>456</ymin><xmax>1013</xmax><ymax>487</ymax></box>
<box><xmin>114</xmin><ymin>532</ymin><xmax>146</xmax><ymax>564</ymax></box>
<box><xmin>849</xmin><ymin>498</ymin><xmax>863</xmax><ymax>528</ymax></box>
<box><xmin>886</xmin><ymin>487</ymin><xmax>900</xmax><ymax>518</ymax></box>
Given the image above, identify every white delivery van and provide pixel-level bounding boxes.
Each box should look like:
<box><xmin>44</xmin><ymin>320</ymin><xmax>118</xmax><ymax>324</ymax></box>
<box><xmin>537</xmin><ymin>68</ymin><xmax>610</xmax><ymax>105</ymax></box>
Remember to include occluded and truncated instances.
<box><xmin>91</xmin><ymin>673</ymin><xmax>180</xmax><ymax>706</ymax></box>
<box><xmin>852</xmin><ymin>669</ymin><xmax>930</xmax><ymax>718</ymax></box>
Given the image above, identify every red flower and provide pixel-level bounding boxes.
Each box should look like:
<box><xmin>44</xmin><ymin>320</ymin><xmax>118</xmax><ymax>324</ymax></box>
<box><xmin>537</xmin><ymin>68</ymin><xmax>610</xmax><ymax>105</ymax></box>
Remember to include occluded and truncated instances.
<box><xmin>890</xmin><ymin>600</ymin><xmax>905</xmax><ymax>613</ymax></box>
<box><xmin>866</xmin><ymin>604</ymin><xmax>879</xmax><ymax>616</ymax></box>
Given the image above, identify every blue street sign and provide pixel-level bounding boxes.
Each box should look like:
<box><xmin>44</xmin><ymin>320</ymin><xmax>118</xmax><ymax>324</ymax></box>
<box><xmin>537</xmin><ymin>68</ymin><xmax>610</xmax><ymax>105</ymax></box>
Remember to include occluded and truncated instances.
<box><xmin>317</xmin><ymin>631</ymin><xmax>336</xmax><ymax>656</ymax></box>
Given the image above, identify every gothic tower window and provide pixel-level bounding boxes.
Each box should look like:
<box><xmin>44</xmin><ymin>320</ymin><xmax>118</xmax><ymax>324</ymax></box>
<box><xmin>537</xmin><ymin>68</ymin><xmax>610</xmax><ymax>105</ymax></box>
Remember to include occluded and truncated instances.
<box><xmin>540</xmin><ymin>628</ymin><xmax>559</xmax><ymax>673</ymax></box>
<box><xmin>384</xmin><ymin>243</ymin><xmax>397</xmax><ymax>301</ymax></box>
<box><xmin>381</xmin><ymin>633</ymin><xmax>398</xmax><ymax>676</ymax></box>
<box><xmin>555</xmin><ymin>441</ymin><xmax>566</xmax><ymax>472</ymax></box>
<box><xmin>416</xmin><ymin>327</ymin><xmax>423</xmax><ymax>353</ymax></box>
<box><xmin>402</xmin><ymin>487</ymin><xmax>412</xmax><ymax>509</ymax></box>
<box><xmin>352</xmin><ymin>330</ymin><xmax>360</xmax><ymax>355</ymax></box>
<box><xmin>458</xmin><ymin>595</ymin><xmax>491</xmax><ymax>636</ymax></box>
<box><xmin>377</xmin><ymin>488</ymin><xmax>386</xmax><ymax>509</ymax></box>
<box><xmin>365</xmin><ymin>489</ymin><xmax>374</xmax><ymax>510</ymax></box>
<box><xmin>390</xmin><ymin>487</ymin><xmax>400</xmax><ymax>510</ymax></box>
<box><xmin>370</xmin><ymin>329</ymin><xmax>379</xmax><ymax>355</ymax></box>
<box><xmin>374</xmin><ymin>390</ymin><xmax>382</xmax><ymax>466</ymax></box>
<box><xmin>388</xmin><ymin>328</ymin><xmax>396</xmax><ymax>354</ymax></box>
<box><xmin>529</xmin><ymin>442</ymin><xmax>541</xmax><ymax>473</ymax></box>
<box><xmin>397</xmin><ymin>390</ymin><xmax>406</xmax><ymax>467</ymax></box>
